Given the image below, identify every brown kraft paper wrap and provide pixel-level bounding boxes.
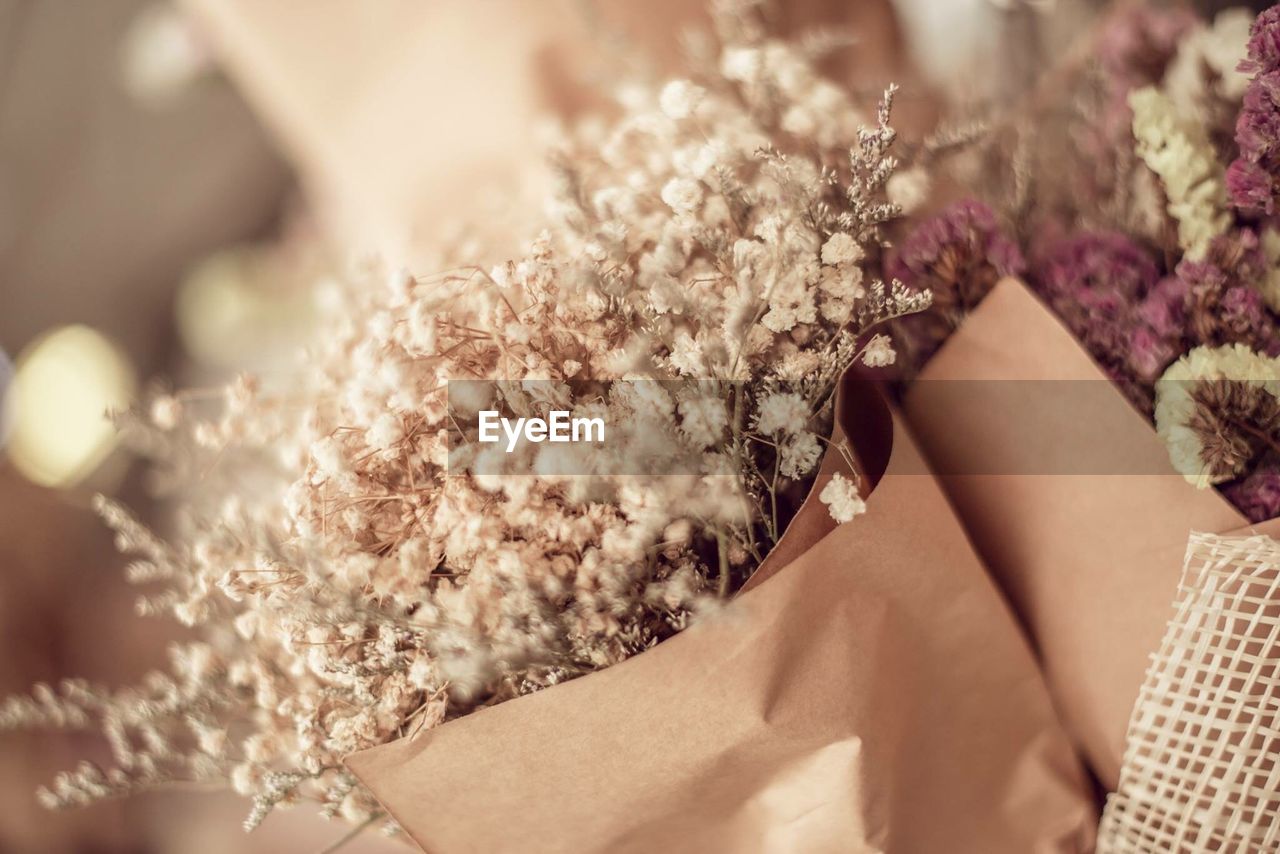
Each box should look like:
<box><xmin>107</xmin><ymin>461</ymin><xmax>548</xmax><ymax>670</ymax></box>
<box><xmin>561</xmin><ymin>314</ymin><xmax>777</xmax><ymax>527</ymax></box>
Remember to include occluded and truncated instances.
<box><xmin>902</xmin><ymin>277</ymin><xmax>1280</xmax><ymax>790</ymax></box>
<box><xmin>345</xmin><ymin>394</ymin><xmax>1097</xmax><ymax>854</ymax></box>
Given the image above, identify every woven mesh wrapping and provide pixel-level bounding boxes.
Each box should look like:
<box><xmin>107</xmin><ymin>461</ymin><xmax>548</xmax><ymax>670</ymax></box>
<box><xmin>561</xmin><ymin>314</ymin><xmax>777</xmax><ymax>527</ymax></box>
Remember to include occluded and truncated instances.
<box><xmin>1098</xmin><ymin>533</ymin><xmax>1280</xmax><ymax>853</ymax></box>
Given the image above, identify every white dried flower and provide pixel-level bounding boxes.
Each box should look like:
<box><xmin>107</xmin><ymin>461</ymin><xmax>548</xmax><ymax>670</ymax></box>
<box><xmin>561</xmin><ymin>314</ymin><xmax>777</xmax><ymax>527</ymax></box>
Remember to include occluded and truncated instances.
<box><xmin>3</xmin><ymin>9</ymin><xmax>928</xmax><ymax>835</ymax></box>
<box><xmin>149</xmin><ymin>395</ymin><xmax>182</xmax><ymax>430</ymax></box>
<box><xmin>1155</xmin><ymin>344</ymin><xmax>1280</xmax><ymax>487</ymax></box>
<box><xmin>861</xmin><ymin>334</ymin><xmax>897</xmax><ymax>368</ymax></box>
<box><xmin>660</xmin><ymin>177</ymin><xmax>704</xmax><ymax>213</ymax></box>
<box><xmin>365</xmin><ymin>413</ymin><xmax>404</xmax><ymax>453</ymax></box>
<box><xmin>720</xmin><ymin>46</ymin><xmax>762</xmax><ymax>82</ymax></box>
<box><xmin>819</xmin><ymin>472</ymin><xmax>866</xmax><ymax>524</ymax></box>
<box><xmin>779</xmin><ymin>431</ymin><xmax>822</xmax><ymax>479</ymax></box>
<box><xmin>1164</xmin><ymin>8</ymin><xmax>1252</xmax><ymax>117</ymax></box>
<box><xmin>659</xmin><ymin>80</ymin><xmax>705</xmax><ymax>120</ymax></box>
<box><xmin>1129</xmin><ymin>86</ymin><xmax>1229</xmax><ymax>260</ymax></box>
<box><xmin>886</xmin><ymin>167</ymin><xmax>931</xmax><ymax>214</ymax></box>
<box><xmin>754</xmin><ymin>392</ymin><xmax>808</xmax><ymax>436</ymax></box>
<box><xmin>820</xmin><ymin>232</ymin><xmax>864</xmax><ymax>266</ymax></box>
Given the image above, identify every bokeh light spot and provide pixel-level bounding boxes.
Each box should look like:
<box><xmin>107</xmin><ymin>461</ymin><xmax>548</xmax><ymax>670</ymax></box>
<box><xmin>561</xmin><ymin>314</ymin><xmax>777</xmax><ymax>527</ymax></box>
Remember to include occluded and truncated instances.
<box><xmin>4</xmin><ymin>325</ymin><xmax>137</xmax><ymax>489</ymax></box>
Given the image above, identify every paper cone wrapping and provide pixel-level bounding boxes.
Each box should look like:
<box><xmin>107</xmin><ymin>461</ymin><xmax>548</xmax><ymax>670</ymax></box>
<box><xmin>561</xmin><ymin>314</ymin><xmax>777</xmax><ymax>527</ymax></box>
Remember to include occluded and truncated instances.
<box><xmin>346</xmin><ymin>408</ymin><xmax>1096</xmax><ymax>854</ymax></box>
<box><xmin>1098</xmin><ymin>532</ymin><xmax>1280</xmax><ymax>853</ymax></box>
<box><xmin>902</xmin><ymin>278</ymin><xmax>1280</xmax><ymax>789</ymax></box>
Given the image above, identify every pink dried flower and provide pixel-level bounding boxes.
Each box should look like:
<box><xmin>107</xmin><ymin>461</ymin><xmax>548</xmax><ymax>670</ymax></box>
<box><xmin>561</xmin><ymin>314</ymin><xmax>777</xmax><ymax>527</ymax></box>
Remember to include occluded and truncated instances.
<box><xmin>1097</xmin><ymin>6</ymin><xmax>1198</xmax><ymax>89</ymax></box>
<box><xmin>1240</xmin><ymin>7</ymin><xmax>1280</xmax><ymax>76</ymax></box>
<box><xmin>888</xmin><ymin>200</ymin><xmax>1025</xmax><ymax>374</ymax></box>
<box><xmin>1228</xmin><ymin>9</ymin><xmax>1280</xmax><ymax>216</ymax></box>
<box><xmin>1177</xmin><ymin>230</ymin><xmax>1280</xmax><ymax>357</ymax></box>
<box><xmin>1030</xmin><ymin>232</ymin><xmax>1176</xmax><ymax>409</ymax></box>
<box><xmin>1222</xmin><ymin>466</ymin><xmax>1280</xmax><ymax>522</ymax></box>
<box><xmin>1226</xmin><ymin>158</ymin><xmax>1274</xmax><ymax>216</ymax></box>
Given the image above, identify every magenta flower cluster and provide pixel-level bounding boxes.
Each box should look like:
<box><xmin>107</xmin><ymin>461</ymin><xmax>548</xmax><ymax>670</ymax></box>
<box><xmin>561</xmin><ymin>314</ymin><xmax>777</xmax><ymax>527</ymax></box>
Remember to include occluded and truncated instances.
<box><xmin>888</xmin><ymin>200</ymin><xmax>1025</xmax><ymax>372</ymax></box>
<box><xmin>1225</xmin><ymin>468</ymin><xmax>1280</xmax><ymax>523</ymax></box>
<box><xmin>1028</xmin><ymin>228</ymin><xmax>1280</xmax><ymax>409</ymax></box>
<box><xmin>890</xmin><ymin>200</ymin><xmax>1026</xmax><ymax>286</ymax></box>
<box><xmin>1227</xmin><ymin>7</ymin><xmax>1280</xmax><ymax>217</ymax></box>
<box><xmin>1029</xmin><ymin>232</ymin><xmax>1185</xmax><ymax>409</ymax></box>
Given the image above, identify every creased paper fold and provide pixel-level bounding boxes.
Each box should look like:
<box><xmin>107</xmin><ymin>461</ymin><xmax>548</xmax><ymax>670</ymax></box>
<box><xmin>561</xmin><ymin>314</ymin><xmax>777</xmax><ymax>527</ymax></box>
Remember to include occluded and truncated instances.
<box><xmin>346</xmin><ymin>398</ymin><xmax>1096</xmax><ymax>853</ymax></box>
<box><xmin>903</xmin><ymin>277</ymin><xmax>1280</xmax><ymax>788</ymax></box>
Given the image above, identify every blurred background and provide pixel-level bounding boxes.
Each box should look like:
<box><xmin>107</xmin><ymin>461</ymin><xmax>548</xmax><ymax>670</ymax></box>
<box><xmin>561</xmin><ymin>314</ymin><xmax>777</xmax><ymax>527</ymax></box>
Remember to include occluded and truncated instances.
<box><xmin>0</xmin><ymin>0</ymin><xmax>1260</xmax><ymax>851</ymax></box>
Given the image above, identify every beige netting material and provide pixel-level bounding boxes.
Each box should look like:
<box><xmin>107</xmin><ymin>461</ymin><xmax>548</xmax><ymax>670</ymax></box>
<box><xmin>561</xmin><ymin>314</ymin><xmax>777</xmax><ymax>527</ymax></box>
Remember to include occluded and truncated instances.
<box><xmin>1098</xmin><ymin>532</ymin><xmax>1280</xmax><ymax>853</ymax></box>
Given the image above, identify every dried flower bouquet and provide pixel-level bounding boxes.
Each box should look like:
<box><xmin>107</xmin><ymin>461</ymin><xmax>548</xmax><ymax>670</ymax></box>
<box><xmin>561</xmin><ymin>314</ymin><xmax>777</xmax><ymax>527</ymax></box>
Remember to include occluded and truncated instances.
<box><xmin>896</xmin><ymin>4</ymin><xmax>1280</xmax><ymax>520</ymax></box>
<box><xmin>889</xmin><ymin>2</ymin><xmax>1280</xmax><ymax>788</ymax></box>
<box><xmin>1</xmin><ymin>2</ymin><xmax>938</xmax><ymax>843</ymax></box>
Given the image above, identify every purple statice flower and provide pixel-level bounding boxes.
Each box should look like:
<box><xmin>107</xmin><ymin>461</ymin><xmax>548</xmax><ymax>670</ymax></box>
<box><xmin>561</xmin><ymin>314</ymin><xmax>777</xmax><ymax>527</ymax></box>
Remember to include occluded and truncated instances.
<box><xmin>1089</xmin><ymin>6</ymin><xmax>1199</xmax><ymax>160</ymax></box>
<box><xmin>1241</xmin><ymin>7</ymin><xmax>1280</xmax><ymax>77</ymax></box>
<box><xmin>1222</xmin><ymin>466</ymin><xmax>1280</xmax><ymax>523</ymax></box>
<box><xmin>1178</xmin><ymin>230</ymin><xmax>1280</xmax><ymax>357</ymax></box>
<box><xmin>887</xmin><ymin>200</ymin><xmax>1026</xmax><ymax>376</ymax></box>
<box><xmin>1222</xmin><ymin>286</ymin><xmax>1277</xmax><ymax>346</ymax></box>
<box><xmin>1096</xmin><ymin>5</ymin><xmax>1197</xmax><ymax>90</ymax></box>
<box><xmin>1226</xmin><ymin>158</ymin><xmax>1274</xmax><ymax>216</ymax></box>
<box><xmin>1136</xmin><ymin>275</ymin><xmax>1189</xmax><ymax>340</ymax></box>
<box><xmin>1228</xmin><ymin>10</ymin><xmax>1280</xmax><ymax>216</ymax></box>
<box><xmin>890</xmin><ymin>200</ymin><xmax>1026</xmax><ymax>297</ymax></box>
<box><xmin>1030</xmin><ymin>232</ymin><xmax>1179</xmax><ymax>408</ymax></box>
<box><xmin>1036</xmin><ymin>231</ymin><xmax>1159</xmax><ymax>303</ymax></box>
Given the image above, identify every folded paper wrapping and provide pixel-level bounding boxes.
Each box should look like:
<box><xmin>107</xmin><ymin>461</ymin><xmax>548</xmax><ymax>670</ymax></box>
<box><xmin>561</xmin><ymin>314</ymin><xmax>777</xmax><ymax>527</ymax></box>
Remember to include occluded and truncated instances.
<box><xmin>1098</xmin><ymin>532</ymin><xmax>1280</xmax><ymax>852</ymax></box>
<box><xmin>902</xmin><ymin>278</ymin><xmax>1280</xmax><ymax>789</ymax></box>
<box><xmin>346</xmin><ymin>409</ymin><xmax>1097</xmax><ymax>854</ymax></box>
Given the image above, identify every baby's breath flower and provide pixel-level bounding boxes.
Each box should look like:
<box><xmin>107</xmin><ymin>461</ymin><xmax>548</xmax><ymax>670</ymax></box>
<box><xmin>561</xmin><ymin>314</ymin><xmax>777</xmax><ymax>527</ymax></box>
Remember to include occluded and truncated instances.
<box><xmin>820</xmin><ymin>232</ymin><xmax>864</xmax><ymax>266</ymax></box>
<box><xmin>779</xmin><ymin>431</ymin><xmax>821</xmax><ymax>479</ymax></box>
<box><xmin>660</xmin><ymin>177</ymin><xmax>704</xmax><ymax>214</ymax></box>
<box><xmin>885</xmin><ymin>167</ymin><xmax>931</xmax><ymax>215</ymax></box>
<box><xmin>861</xmin><ymin>334</ymin><xmax>897</xmax><ymax>368</ymax></box>
<box><xmin>754</xmin><ymin>391</ymin><xmax>809</xmax><ymax>436</ymax></box>
<box><xmin>3</xmin><ymin>3</ymin><xmax>932</xmax><ymax>836</ymax></box>
<box><xmin>149</xmin><ymin>395</ymin><xmax>182</xmax><ymax>430</ymax></box>
<box><xmin>659</xmin><ymin>79</ymin><xmax>705</xmax><ymax>120</ymax></box>
<box><xmin>819</xmin><ymin>472</ymin><xmax>866</xmax><ymax>524</ymax></box>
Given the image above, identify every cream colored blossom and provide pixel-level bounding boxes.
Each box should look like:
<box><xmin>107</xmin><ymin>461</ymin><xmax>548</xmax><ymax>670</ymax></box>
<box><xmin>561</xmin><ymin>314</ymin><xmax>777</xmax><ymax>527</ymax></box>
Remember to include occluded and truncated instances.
<box><xmin>2</xmin><ymin>7</ymin><xmax>930</xmax><ymax>831</ymax></box>
<box><xmin>1155</xmin><ymin>344</ymin><xmax>1280</xmax><ymax>487</ymax></box>
<box><xmin>886</xmin><ymin>166</ymin><xmax>931</xmax><ymax>214</ymax></box>
<box><xmin>861</xmin><ymin>334</ymin><xmax>897</xmax><ymax>368</ymax></box>
<box><xmin>660</xmin><ymin>177</ymin><xmax>704</xmax><ymax>213</ymax></box>
<box><xmin>659</xmin><ymin>79</ymin><xmax>705</xmax><ymax>120</ymax></box>
<box><xmin>819</xmin><ymin>472</ymin><xmax>866</xmax><ymax>523</ymax></box>
<box><xmin>754</xmin><ymin>391</ymin><xmax>809</xmax><ymax>436</ymax></box>
<box><xmin>149</xmin><ymin>395</ymin><xmax>182</xmax><ymax>430</ymax></box>
<box><xmin>779</xmin><ymin>431</ymin><xmax>821</xmax><ymax>479</ymax></box>
<box><xmin>1164</xmin><ymin>9</ymin><xmax>1252</xmax><ymax>117</ymax></box>
<box><xmin>821</xmin><ymin>232</ymin><xmax>864</xmax><ymax>266</ymax></box>
<box><xmin>1129</xmin><ymin>86</ymin><xmax>1229</xmax><ymax>260</ymax></box>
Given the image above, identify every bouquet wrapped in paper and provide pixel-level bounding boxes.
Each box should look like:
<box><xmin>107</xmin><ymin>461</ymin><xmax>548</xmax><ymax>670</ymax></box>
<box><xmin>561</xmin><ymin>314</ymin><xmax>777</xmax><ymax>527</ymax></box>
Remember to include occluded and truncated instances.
<box><xmin>890</xmin><ymin>4</ymin><xmax>1280</xmax><ymax>787</ymax></box>
<box><xmin>346</xmin><ymin>379</ymin><xmax>1098</xmax><ymax>853</ymax></box>
<box><xmin>0</xmin><ymin>4</ymin><xmax>1096</xmax><ymax>851</ymax></box>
